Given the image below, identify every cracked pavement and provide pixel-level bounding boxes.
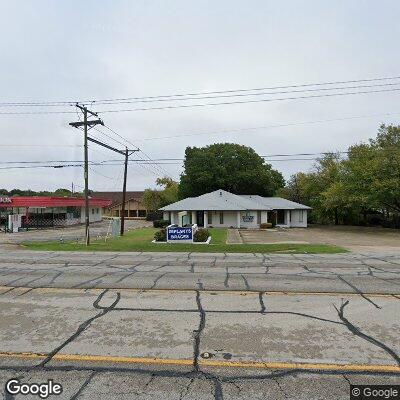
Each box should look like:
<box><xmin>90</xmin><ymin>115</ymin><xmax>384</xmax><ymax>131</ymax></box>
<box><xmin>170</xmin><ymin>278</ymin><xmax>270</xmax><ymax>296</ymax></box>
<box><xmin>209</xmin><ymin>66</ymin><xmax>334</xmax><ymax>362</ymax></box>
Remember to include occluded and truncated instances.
<box><xmin>0</xmin><ymin>250</ymin><xmax>400</xmax><ymax>293</ymax></box>
<box><xmin>0</xmin><ymin>250</ymin><xmax>399</xmax><ymax>399</ymax></box>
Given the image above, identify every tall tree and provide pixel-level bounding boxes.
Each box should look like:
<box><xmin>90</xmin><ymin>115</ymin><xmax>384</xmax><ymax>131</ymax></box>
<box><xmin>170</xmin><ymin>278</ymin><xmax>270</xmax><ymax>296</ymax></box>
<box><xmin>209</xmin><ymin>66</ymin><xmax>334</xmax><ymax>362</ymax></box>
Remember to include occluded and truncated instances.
<box><xmin>280</xmin><ymin>124</ymin><xmax>400</xmax><ymax>227</ymax></box>
<box><xmin>344</xmin><ymin>124</ymin><xmax>400</xmax><ymax>219</ymax></box>
<box><xmin>179</xmin><ymin>143</ymin><xmax>284</xmax><ymax>198</ymax></box>
<box><xmin>142</xmin><ymin>177</ymin><xmax>179</xmax><ymax>211</ymax></box>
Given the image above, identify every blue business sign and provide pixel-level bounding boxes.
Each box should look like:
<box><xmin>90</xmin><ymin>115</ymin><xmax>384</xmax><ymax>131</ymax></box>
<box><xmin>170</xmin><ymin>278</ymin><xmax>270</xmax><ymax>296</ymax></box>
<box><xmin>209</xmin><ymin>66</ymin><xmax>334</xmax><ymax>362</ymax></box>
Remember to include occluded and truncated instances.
<box><xmin>167</xmin><ymin>227</ymin><xmax>193</xmax><ymax>242</ymax></box>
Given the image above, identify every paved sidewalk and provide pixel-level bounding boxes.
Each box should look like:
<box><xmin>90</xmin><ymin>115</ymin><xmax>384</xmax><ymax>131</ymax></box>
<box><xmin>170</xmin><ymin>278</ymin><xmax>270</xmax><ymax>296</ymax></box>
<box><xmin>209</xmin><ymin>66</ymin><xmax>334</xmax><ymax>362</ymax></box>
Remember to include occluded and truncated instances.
<box><xmin>226</xmin><ymin>228</ymin><xmax>243</xmax><ymax>244</ymax></box>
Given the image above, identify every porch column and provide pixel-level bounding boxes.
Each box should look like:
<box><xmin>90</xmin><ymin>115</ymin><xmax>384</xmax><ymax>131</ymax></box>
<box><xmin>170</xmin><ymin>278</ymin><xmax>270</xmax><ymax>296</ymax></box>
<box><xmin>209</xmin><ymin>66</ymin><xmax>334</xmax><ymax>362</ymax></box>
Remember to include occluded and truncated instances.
<box><xmin>191</xmin><ymin>211</ymin><xmax>197</xmax><ymax>225</ymax></box>
<box><xmin>286</xmin><ymin>210</ymin><xmax>291</xmax><ymax>227</ymax></box>
<box><xmin>236</xmin><ymin>211</ymin><xmax>241</xmax><ymax>228</ymax></box>
<box><xmin>204</xmin><ymin>211</ymin><xmax>208</xmax><ymax>228</ymax></box>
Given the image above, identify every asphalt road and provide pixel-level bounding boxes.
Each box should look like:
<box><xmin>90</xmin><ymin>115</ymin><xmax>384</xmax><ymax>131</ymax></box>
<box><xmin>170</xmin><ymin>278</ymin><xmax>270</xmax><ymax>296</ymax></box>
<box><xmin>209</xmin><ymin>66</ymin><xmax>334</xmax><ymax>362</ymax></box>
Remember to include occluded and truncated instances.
<box><xmin>0</xmin><ymin>250</ymin><xmax>399</xmax><ymax>399</ymax></box>
<box><xmin>0</xmin><ymin>250</ymin><xmax>399</xmax><ymax>293</ymax></box>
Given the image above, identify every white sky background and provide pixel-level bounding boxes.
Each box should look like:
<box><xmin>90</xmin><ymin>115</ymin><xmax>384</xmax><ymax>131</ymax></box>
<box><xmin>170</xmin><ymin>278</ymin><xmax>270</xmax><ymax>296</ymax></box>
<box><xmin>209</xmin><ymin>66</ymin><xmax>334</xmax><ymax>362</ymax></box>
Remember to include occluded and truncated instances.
<box><xmin>1</xmin><ymin>0</ymin><xmax>400</xmax><ymax>192</ymax></box>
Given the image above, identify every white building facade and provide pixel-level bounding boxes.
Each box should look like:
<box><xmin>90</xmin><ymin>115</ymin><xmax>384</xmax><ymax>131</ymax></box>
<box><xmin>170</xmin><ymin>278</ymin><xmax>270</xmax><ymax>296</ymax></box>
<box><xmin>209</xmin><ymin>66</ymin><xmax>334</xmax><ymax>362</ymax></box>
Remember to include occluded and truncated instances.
<box><xmin>161</xmin><ymin>190</ymin><xmax>311</xmax><ymax>229</ymax></box>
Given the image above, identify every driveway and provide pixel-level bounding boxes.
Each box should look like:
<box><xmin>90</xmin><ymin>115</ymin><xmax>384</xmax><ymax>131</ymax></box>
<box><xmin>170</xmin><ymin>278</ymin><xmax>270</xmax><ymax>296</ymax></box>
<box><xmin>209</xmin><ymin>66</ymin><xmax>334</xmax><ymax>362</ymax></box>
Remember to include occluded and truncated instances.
<box><xmin>237</xmin><ymin>225</ymin><xmax>400</xmax><ymax>252</ymax></box>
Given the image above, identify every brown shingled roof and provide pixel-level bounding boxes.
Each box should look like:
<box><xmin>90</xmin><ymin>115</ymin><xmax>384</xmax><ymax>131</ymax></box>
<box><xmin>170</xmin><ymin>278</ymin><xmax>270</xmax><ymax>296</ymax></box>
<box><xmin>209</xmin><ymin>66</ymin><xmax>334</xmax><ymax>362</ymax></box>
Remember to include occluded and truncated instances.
<box><xmin>91</xmin><ymin>191</ymin><xmax>144</xmax><ymax>207</ymax></box>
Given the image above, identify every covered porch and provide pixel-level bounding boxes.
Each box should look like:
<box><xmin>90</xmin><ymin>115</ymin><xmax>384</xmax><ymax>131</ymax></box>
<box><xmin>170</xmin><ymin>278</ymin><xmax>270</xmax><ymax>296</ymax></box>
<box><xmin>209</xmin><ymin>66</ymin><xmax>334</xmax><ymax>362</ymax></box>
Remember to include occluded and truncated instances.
<box><xmin>163</xmin><ymin>210</ymin><xmax>269</xmax><ymax>228</ymax></box>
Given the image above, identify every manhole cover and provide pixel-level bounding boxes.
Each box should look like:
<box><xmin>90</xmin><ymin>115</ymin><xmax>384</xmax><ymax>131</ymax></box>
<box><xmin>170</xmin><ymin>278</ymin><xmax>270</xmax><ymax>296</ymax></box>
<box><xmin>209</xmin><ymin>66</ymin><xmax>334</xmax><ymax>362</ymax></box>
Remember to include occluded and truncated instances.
<box><xmin>200</xmin><ymin>352</ymin><xmax>214</xmax><ymax>359</ymax></box>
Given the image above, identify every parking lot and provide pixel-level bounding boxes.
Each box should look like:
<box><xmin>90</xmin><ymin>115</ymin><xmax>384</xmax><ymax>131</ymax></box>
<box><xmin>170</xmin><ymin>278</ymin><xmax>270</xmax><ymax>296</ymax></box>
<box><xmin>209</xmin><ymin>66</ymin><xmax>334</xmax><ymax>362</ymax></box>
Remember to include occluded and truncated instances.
<box><xmin>236</xmin><ymin>225</ymin><xmax>400</xmax><ymax>252</ymax></box>
<box><xmin>0</xmin><ymin>219</ymin><xmax>151</xmax><ymax>247</ymax></box>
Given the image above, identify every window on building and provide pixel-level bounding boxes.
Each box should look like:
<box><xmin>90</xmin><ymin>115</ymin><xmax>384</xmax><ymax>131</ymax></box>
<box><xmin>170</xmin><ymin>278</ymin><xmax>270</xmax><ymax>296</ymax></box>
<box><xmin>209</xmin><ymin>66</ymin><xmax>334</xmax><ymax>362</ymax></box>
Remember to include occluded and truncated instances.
<box><xmin>208</xmin><ymin>212</ymin><xmax>213</xmax><ymax>224</ymax></box>
<box><xmin>91</xmin><ymin>208</ymin><xmax>94</xmax><ymax>215</ymax></box>
<box><xmin>299</xmin><ymin>210</ymin><xmax>304</xmax><ymax>222</ymax></box>
<box><xmin>219</xmin><ymin>211</ymin><xmax>224</xmax><ymax>224</ymax></box>
<box><xmin>96</xmin><ymin>208</ymin><xmax>99</xmax><ymax>214</ymax></box>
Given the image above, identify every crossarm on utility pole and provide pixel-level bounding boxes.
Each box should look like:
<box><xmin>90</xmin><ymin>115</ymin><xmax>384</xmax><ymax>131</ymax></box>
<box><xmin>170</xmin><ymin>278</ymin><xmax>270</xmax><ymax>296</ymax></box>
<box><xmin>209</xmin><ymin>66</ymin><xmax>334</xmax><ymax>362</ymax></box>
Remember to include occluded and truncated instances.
<box><xmin>69</xmin><ymin>105</ymin><xmax>104</xmax><ymax>246</ymax></box>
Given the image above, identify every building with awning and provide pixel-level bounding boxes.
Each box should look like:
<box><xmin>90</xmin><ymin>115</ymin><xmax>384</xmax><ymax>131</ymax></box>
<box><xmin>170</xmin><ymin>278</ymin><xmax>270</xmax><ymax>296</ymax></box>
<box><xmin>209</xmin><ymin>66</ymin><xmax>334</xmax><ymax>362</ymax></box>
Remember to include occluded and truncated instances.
<box><xmin>0</xmin><ymin>196</ymin><xmax>111</xmax><ymax>229</ymax></box>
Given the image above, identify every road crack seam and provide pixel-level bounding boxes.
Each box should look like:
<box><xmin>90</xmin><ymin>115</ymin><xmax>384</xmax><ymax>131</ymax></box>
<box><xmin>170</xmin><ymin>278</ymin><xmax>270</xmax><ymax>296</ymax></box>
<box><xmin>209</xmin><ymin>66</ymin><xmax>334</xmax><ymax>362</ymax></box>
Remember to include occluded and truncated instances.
<box><xmin>224</xmin><ymin>267</ymin><xmax>229</xmax><ymax>288</ymax></box>
<box><xmin>337</xmin><ymin>275</ymin><xmax>381</xmax><ymax>309</ymax></box>
<box><xmin>241</xmin><ymin>274</ymin><xmax>250</xmax><ymax>290</ymax></box>
<box><xmin>36</xmin><ymin>289</ymin><xmax>121</xmax><ymax>368</ymax></box>
<box><xmin>150</xmin><ymin>272</ymin><xmax>168</xmax><ymax>289</ymax></box>
<box><xmin>69</xmin><ymin>371</ymin><xmax>96</xmax><ymax>400</ymax></box>
<box><xmin>193</xmin><ymin>290</ymin><xmax>206</xmax><ymax>372</ymax></box>
<box><xmin>259</xmin><ymin>292</ymin><xmax>266</xmax><ymax>314</ymax></box>
<box><xmin>334</xmin><ymin>300</ymin><xmax>400</xmax><ymax>366</ymax></box>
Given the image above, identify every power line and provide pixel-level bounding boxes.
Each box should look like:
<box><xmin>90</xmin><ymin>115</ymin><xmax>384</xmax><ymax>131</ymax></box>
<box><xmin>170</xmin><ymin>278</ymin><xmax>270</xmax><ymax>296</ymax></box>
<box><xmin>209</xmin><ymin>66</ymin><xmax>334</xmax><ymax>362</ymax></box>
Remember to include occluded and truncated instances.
<box><xmin>3</xmin><ymin>147</ymin><xmax>400</xmax><ymax>164</ymax></box>
<box><xmin>66</xmin><ymin>82</ymin><xmax>400</xmax><ymax>105</ymax></box>
<box><xmin>0</xmin><ymin>144</ymin><xmax>82</xmax><ymax>148</ymax></box>
<box><xmin>98</xmin><ymin>87</ymin><xmax>400</xmax><ymax>114</ymax></box>
<box><xmin>101</xmin><ymin>124</ymin><xmax>174</xmax><ymax>178</ymax></box>
<box><xmin>1</xmin><ymin>74</ymin><xmax>400</xmax><ymax>106</ymax></box>
<box><xmin>0</xmin><ymin>111</ymin><xmax>399</xmax><ymax>150</ymax></box>
<box><xmin>1</xmin><ymin>86</ymin><xmax>400</xmax><ymax>116</ymax></box>
<box><xmin>137</xmin><ymin>111</ymin><xmax>400</xmax><ymax>142</ymax></box>
<box><xmin>91</xmin><ymin>126</ymin><xmax>129</xmax><ymax>148</ymax></box>
<box><xmin>4</xmin><ymin>81</ymin><xmax>400</xmax><ymax>108</ymax></box>
<box><xmin>88</xmin><ymin>166</ymin><xmax>115</xmax><ymax>180</ymax></box>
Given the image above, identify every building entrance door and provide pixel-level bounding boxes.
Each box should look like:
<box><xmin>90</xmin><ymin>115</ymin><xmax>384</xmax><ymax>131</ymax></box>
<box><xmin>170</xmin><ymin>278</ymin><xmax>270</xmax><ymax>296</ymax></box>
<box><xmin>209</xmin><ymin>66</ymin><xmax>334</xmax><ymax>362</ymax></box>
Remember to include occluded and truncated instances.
<box><xmin>196</xmin><ymin>211</ymin><xmax>204</xmax><ymax>227</ymax></box>
<box><xmin>277</xmin><ymin>210</ymin><xmax>285</xmax><ymax>225</ymax></box>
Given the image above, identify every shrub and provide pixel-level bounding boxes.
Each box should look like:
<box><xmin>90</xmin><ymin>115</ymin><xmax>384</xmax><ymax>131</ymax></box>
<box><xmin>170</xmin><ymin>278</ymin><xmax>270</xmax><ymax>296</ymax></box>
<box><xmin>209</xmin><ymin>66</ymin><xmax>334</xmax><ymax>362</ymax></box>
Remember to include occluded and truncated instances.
<box><xmin>194</xmin><ymin>228</ymin><xmax>210</xmax><ymax>242</ymax></box>
<box><xmin>154</xmin><ymin>229</ymin><xmax>166</xmax><ymax>242</ymax></box>
<box><xmin>153</xmin><ymin>219</ymin><xmax>170</xmax><ymax>228</ymax></box>
<box><xmin>260</xmin><ymin>222</ymin><xmax>273</xmax><ymax>229</ymax></box>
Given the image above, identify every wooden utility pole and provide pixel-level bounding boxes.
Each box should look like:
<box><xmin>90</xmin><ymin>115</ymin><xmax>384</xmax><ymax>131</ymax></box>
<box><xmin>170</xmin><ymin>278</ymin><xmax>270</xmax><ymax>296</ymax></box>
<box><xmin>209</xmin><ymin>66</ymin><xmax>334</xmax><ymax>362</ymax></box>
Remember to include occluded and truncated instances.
<box><xmin>85</xmin><ymin>137</ymin><xmax>138</xmax><ymax>236</ymax></box>
<box><xmin>120</xmin><ymin>148</ymin><xmax>129</xmax><ymax>236</ymax></box>
<box><xmin>69</xmin><ymin>104</ymin><xmax>104</xmax><ymax>246</ymax></box>
<box><xmin>83</xmin><ymin>108</ymin><xmax>90</xmax><ymax>244</ymax></box>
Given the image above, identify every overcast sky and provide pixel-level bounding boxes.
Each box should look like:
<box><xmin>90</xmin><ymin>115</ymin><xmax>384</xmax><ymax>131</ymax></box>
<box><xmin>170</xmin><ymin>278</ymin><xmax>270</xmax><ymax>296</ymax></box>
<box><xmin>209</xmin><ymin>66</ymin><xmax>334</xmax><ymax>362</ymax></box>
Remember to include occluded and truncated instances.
<box><xmin>1</xmin><ymin>0</ymin><xmax>400</xmax><ymax>192</ymax></box>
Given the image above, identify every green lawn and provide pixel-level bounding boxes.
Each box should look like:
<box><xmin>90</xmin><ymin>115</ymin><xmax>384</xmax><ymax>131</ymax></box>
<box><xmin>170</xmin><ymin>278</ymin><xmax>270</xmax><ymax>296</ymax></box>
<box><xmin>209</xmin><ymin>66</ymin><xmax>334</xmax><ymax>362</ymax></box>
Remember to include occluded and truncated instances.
<box><xmin>23</xmin><ymin>227</ymin><xmax>347</xmax><ymax>254</ymax></box>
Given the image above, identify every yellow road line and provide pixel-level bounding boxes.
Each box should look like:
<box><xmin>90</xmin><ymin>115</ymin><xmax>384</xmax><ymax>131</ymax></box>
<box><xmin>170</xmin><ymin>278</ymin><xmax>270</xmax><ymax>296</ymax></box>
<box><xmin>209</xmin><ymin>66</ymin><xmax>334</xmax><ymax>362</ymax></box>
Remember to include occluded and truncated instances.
<box><xmin>0</xmin><ymin>352</ymin><xmax>399</xmax><ymax>373</ymax></box>
<box><xmin>0</xmin><ymin>286</ymin><xmax>398</xmax><ymax>298</ymax></box>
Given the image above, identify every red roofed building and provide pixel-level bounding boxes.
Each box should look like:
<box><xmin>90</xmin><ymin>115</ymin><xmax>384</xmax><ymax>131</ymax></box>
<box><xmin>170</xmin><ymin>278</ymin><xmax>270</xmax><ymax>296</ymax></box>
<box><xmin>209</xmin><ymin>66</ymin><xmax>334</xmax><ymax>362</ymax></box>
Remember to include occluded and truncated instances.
<box><xmin>0</xmin><ymin>196</ymin><xmax>112</xmax><ymax>230</ymax></box>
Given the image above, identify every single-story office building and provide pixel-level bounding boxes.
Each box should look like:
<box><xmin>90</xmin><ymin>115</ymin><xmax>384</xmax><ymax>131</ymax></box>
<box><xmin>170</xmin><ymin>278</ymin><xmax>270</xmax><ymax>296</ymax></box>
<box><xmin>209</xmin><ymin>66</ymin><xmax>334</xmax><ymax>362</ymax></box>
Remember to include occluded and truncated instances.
<box><xmin>0</xmin><ymin>196</ymin><xmax>112</xmax><ymax>229</ymax></box>
<box><xmin>92</xmin><ymin>191</ymin><xmax>147</xmax><ymax>219</ymax></box>
<box><xmin>160</xmin><ymin>189</ymin><xmax>311</xmax><ymax>228</ymax></box>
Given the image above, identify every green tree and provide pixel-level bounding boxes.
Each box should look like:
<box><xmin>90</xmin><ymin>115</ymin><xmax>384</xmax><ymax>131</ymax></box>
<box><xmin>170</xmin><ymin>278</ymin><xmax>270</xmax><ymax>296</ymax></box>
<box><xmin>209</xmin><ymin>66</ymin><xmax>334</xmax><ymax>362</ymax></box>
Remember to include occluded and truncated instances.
<box><xmin>179</xmin><ymin>143</ymin><xmax>284</xmax><ymax>198</ymax></box>
<box><xmin>276</xmin><ymin>172</ymin><xmax>311</xmax><ymax>204</ymax></box>
<box><xmin>280</xmin><ymin>125</ymin><xmax>400</xmax><ymax>227</ymax></box>
<box><xmin>142</xmin><ymin>189</ymin><xmax>163</xmax><ymax>212</ymax></box>
<box><xmin>280</xmin><ymin>153</ymin><xmax>349</xmax><ymax>224</ymax></box>
<box><xmin>54</xmin><ymin>188</ymin><xmax>73</xmax><ymax>197</ymax></box>
<box><xmin>142</xmin><ymin>177</ymin><xmax>179</xmax><ymax>211</ymax></box>
<box><xmin>343</xmin><ymin>124</ymin><xmax>400</xmax><ymax>225</ymax></box>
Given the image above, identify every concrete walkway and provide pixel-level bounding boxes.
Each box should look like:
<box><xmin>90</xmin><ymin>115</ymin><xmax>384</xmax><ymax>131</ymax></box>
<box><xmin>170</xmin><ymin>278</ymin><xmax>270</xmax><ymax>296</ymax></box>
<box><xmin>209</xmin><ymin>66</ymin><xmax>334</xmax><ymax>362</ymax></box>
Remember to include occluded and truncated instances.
<box><xmin>226</xmin><ymin>228</ymin><xmax>243</xmax><ymax>244</ymax></box>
